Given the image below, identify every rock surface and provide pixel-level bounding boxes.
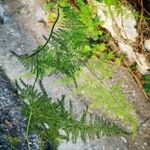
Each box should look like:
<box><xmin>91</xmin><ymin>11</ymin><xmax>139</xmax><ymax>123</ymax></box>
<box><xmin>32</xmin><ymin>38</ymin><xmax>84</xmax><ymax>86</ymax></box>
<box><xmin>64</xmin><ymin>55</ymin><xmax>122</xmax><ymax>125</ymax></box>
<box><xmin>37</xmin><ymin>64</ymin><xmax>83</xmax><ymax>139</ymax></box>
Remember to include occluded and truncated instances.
<box><xmin>0</xmin><ymin>67</ymin><xmax>40</xmax><ymax>150</ymax></box>
<box><xmin>96</xmin><ymin>1</ymin><xmax>150</xmax><ymax>74</ymax></box>
<box><xmin>0</xmin><ymin>0</ymin><xmax>150</xmax><ymax>149</ymax></box>
<box><xmin>144</xmin><ymin>39</ymin><xmax>150</xmax><ymax>52</ymax></box>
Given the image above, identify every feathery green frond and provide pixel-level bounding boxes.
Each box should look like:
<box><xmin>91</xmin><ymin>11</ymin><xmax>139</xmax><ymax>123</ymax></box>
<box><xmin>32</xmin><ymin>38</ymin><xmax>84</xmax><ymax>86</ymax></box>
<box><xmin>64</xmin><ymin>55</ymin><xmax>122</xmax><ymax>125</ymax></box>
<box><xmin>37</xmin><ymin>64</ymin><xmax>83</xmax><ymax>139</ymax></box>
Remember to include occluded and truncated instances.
<box><xmin>143</xmin><ymin>75</ymin><xmax>150</xmax><ymax>93</ymax></box>
<box><xmin>12</xmin><ymin>1</ymin><xmax>139</xmax><ymax>146</ymax></box>
<box><xmin>17</xmin><ymin>80</ymin><xmax>126</xmax><ymax>149</ymax></box>
<box><xmin>74</xmin><ymin>70</ymin><xmax>138</xmax><ymax>136</ymax></box>
<box><xmin>12</xmin><ymin>1</ymin><xmax>103</xmax><ymax>79</ymax></box>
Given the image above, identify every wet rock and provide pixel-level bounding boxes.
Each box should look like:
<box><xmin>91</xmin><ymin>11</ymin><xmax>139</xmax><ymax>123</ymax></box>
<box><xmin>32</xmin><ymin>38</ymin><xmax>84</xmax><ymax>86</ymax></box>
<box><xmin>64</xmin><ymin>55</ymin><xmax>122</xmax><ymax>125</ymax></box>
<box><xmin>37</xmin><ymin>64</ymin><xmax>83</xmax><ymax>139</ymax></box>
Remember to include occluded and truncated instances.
<box><xmin>0</xmin><ymin>3</ymin><xmax>9</xmax><ymax>24</ymax></box>
<box><xmin>0</xmin><ymin>68</ymin><xmax>39</xmax><ymax>150</ymax></box>
<box><xmin>0</xmin><ymin>135</ymin><xmax>13</xmax><ymax>150</ymax></box>
<box><xmin>143</xmin><ymin>0</ymin><xmax>150</xmax><ymax>13</ymax></box>
<box><xmin>0</xmin><ymin>15</ymin><xmax>4</xmax><ymax>24</ymax></box>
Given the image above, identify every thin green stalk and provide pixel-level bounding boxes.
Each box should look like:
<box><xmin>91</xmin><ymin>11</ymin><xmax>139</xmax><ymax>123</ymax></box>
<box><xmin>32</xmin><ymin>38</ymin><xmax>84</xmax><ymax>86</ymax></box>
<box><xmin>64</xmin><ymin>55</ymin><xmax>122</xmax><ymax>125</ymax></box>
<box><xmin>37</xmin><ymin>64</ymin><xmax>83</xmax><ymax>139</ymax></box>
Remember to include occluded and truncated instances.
<box><xmin>29</xmin><ymin>6</ymin><xmax>60</xmax><ymax>58</ymax></box>
<box><xmin>26</xmin><ymin>111</ymin><xmax>33</xmax><ymax>150</ymax></box>
<box><xmin>32</xmin><ymin>54</ymin><xmax>39</xmax><ymax>89</ymax></box>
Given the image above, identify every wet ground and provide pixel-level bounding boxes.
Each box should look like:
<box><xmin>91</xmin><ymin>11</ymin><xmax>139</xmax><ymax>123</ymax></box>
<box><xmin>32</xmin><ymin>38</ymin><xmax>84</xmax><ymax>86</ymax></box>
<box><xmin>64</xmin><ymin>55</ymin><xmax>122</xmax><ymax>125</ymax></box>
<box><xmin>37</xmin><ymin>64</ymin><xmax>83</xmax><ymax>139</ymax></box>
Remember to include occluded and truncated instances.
<box><xmin>0</xmin><ymin>0</ymin><xmax>150</xmax><ymax>149</ymax></box>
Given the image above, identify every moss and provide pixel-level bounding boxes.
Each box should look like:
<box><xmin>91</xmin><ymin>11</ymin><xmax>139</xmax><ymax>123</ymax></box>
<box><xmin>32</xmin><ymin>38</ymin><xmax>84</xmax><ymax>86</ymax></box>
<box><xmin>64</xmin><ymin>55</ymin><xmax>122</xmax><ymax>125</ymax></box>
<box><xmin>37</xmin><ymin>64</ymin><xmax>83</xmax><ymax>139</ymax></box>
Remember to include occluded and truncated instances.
<box><xmin>5</xmin><ymin>135</ymin><xmax>22</xmax><ymax>146</ymax></box>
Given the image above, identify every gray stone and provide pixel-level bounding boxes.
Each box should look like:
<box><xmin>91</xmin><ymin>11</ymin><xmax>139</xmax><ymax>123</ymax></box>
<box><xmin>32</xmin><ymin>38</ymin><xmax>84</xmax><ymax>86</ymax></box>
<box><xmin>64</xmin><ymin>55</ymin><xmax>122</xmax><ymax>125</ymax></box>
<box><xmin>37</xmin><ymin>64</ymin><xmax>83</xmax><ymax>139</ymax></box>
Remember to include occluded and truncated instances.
<box><xmin>0</xmin><ymin>0</ymin><xmax>150</xmax><ymax>149</ymax></box>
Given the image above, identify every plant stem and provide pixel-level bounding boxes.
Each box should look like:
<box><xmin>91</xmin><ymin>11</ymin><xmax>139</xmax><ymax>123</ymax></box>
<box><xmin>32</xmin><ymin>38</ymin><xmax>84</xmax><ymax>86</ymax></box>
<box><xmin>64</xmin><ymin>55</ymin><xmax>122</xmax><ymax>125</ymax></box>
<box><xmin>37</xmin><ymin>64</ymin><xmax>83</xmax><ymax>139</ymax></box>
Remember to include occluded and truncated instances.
<box><xmin>26</xmin><ymin>111</ymin><xmax>33</xmax><ymax>150</ymax></box>
<box><xmin>29</xmin><ymin>6</ymin><xmax>60</xmax><ymax>58</ymax></box>
<box><xmin>32</xmin><ymin>54</ymin><xmax>39</xmax><ymax>89</ymax></box>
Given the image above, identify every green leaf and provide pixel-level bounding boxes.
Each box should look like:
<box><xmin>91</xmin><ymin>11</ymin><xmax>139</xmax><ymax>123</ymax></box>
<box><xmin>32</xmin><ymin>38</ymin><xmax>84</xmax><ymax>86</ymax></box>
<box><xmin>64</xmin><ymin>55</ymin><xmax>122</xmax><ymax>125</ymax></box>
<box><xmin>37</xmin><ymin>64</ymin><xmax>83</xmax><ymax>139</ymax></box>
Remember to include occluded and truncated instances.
<box><xmin>17</xmin><ymin>81</ymin><xmax>126</xmax><ymax>149</ymax></box>
<box><xmin>143</xmin><ymin>75</ymin><xmax>150</xmax><ymax>82</ymax></box>
<box><xmin>143</xmin><ymin>83</ymin><xmax>150</xmax><ymax>93</ymax></box>
<box><xmin>83</xmin><ymin>45</ymin><xmax>92</xmax><ymax>53</ymax></box>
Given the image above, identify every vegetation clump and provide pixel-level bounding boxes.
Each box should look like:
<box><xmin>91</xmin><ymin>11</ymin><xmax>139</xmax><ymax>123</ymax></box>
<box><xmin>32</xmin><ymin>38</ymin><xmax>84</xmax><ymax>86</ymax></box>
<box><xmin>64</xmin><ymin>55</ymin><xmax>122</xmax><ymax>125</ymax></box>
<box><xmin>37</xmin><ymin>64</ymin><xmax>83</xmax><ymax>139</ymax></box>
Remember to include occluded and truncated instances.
<box><xmin>16</xmin><ymin>79</ymin><xmax>126</xmax><ymax>149</ymax></box>
<box><xmin>12</xmin><ymin>0</ymin><xmax>139</xmax><ymax>148</ymax></box>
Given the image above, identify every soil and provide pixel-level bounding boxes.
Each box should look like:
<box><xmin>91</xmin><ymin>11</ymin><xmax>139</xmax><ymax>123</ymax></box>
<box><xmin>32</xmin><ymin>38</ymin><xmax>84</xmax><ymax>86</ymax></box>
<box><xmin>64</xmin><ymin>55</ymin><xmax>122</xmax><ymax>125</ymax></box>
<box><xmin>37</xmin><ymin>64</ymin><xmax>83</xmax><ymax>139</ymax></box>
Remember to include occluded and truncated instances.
<box><xmin>0</xmin><ymin>0</ymin><xmax>150</xmax><ymax>149</ymax></box>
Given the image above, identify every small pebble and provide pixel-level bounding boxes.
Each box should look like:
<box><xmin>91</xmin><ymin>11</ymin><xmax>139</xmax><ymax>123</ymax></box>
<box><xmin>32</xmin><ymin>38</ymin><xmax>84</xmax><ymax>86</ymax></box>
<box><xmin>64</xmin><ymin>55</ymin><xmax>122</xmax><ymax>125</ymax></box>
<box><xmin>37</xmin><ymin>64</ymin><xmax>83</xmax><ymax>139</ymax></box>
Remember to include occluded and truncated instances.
<box><xmin>143</xmin><ymin>124</ymin><xmax>147</xmax><ymax>127</ymax></box>
<box><xmin>144</xmin><ymin>39</ymin><xmax>150</xmax><ymax>52</ymax></box>
<box><xmin>144</xmin><ymin>142</ymin><xmax>148</xmax><ymax>146</ymax></box>
<box><xmin>120</xmin><ymin>137</ymin><xmax>127</xmax><ymax>143</ymax></box>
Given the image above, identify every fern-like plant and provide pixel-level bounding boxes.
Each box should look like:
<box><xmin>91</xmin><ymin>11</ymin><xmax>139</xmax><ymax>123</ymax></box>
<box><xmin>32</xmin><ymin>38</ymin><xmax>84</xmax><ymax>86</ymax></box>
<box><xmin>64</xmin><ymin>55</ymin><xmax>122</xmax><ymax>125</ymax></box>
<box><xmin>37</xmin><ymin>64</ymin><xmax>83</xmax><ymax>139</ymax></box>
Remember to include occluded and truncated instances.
<box><xmin>16</xmin><ymin>79</ymin><xmax>126</xmax><ymax>149</ymax></box>
<box><xmin>74</xmin><ymin>68</ymin><xmax>138</xmax><ymax>137</ymax></box>
<box><xmin>11</xmin><ymin>0</ymin><xmax>103</xmax><ymax>80</ymax></box>
<box><xmin>11</xmin><ymin>0</ymin><xmax>138</xmax><ymax>145</ymax></box>
<box><xmin>143</xmin><ymin>75</ymin><xmax>150</xmax><ymax>93</ymax></box>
